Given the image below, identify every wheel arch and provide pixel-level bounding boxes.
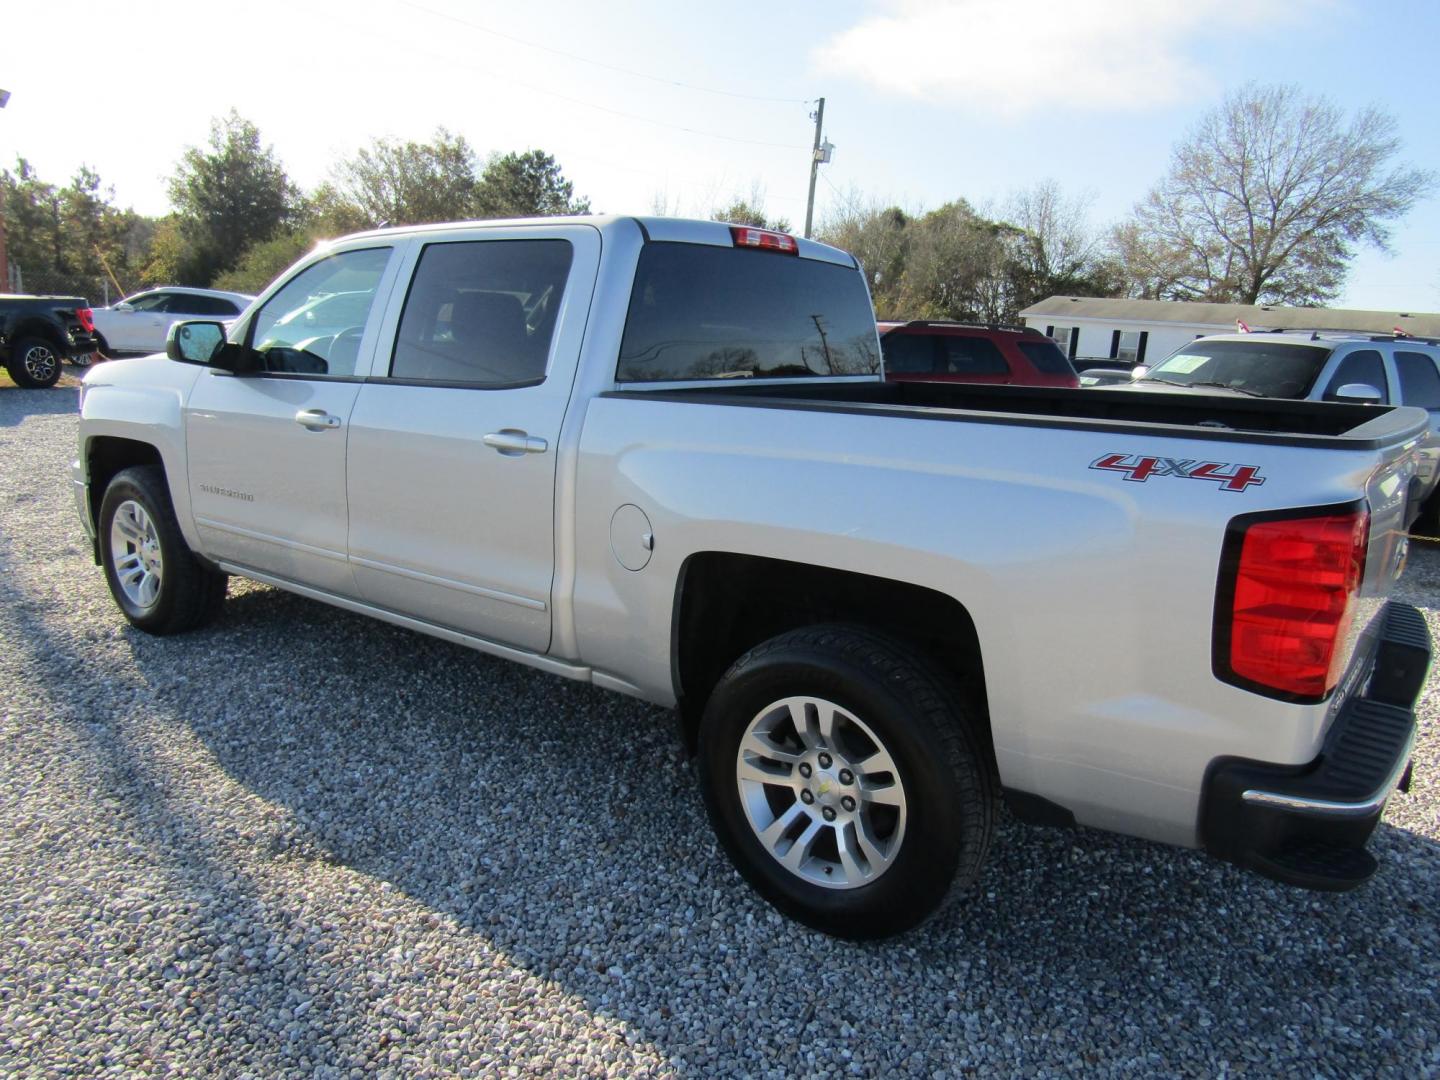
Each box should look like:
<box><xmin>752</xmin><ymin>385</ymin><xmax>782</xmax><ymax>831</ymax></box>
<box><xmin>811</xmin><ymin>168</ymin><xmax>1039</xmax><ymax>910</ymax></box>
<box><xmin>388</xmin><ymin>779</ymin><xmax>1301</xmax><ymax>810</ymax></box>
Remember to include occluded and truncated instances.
<box><xmin>10</xmin><ymin>318</ymin><xmax>68</xmax><ymax>353</ymax></box>
<box><xmin>85</xmin><ymin>436</ymin><xmax>166</xmax><ymax>534</ymax></box>
<box><xmin>671</xmin><ymin>551</ymin><xmax>993</xmax><ymax>773</ymax></box>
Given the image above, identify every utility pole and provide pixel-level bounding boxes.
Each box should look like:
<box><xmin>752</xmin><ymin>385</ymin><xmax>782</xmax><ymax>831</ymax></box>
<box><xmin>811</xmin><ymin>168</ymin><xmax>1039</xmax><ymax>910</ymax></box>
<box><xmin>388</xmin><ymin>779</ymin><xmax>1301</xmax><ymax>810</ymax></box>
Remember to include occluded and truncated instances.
<box><xmin>803</xmin><ymin>97</ymin><xmax>828</xmax><ymax>240</ymax></box>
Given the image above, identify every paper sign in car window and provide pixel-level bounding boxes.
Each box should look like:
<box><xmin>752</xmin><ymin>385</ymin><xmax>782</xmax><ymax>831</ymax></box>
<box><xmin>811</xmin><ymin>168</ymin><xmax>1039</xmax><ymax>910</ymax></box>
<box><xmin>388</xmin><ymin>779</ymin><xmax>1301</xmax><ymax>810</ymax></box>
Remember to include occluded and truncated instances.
<box><xmin>1159</xmin><ymin>353</ymin><xmax>1208</xmax><ymax>374</ymax></box>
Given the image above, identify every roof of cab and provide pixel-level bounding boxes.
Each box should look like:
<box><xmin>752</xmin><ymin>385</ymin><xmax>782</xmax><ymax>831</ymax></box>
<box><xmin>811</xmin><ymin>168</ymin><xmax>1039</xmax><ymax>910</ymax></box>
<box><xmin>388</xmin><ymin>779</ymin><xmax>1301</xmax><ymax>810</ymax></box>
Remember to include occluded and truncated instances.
<box><xmin>332</xmin><ymin>215</ymin><xmax>859</xmax><ymax>269</ymax></box>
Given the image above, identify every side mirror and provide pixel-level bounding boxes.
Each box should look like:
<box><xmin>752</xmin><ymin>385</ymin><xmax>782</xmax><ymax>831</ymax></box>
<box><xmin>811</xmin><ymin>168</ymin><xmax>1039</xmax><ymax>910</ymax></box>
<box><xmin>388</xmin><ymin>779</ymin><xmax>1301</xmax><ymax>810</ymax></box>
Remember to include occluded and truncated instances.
<box><xmin>1078</xmin><ymin>369</ymin><xmax>1133</xmax><ymax>386</ymax></box>
<box><xmin>166</xmin><ymin>320</ymin><xmax>226</xmax><ymax>364</ymax></box>
<box><xmin>1333</xmin><ymin>383</ymin><xmax>1384</xmax><ymax>405</ymax></box>
<box><xmin>113</xmin><ymin>301</ymin><xmax>133</xmax><ymax>312</ymax></box>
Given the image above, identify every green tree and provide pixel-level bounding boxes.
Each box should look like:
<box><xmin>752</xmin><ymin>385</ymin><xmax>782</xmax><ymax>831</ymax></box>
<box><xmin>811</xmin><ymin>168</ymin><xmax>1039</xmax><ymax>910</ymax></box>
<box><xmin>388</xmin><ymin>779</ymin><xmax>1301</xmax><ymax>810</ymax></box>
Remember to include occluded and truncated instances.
<box><xmin>710</xmin><ymin>183</ymin><xmax>790</xmax><ymax>233</ymax></box>
<box><xmin>139</xmin><ymin>217</ymin><xmax>188</xmax><ymax>287</ymax></box>
<box><xmin>1</xmin><ymin>159</ymin><xmax>65</xmax><ymax>292</ymax></box>
<box><xmin>168</xmin><ymin>110</ymin><xmax>298</xmax><ymax>285</ymax></box>
<box><xmin>817</xmin><ymin>197</ymin><xmax>912</xmax><ymax>318</ymax></box>
<box><xmin>211</xmin><ymin>231</ymin><xmax>317</xmax><ymax>294</ymax></box>
<box><xmin>1120</xmin><ymin>83</ymin><xmax>1434</xmax><ymax>305</ymax></box>
<box><xmin>897</xmin><ymin>201</ymin><xmax>1024</xmax><ymax>323</ymax></box>
<box><xmin>475</xmin><ymin>150</ymin><xmax>590</xmax><ymax>218</ymax></box>
<box><xmin>0</xmin><ymin>159</ymin><xmax>148</xmax><ymax>300</ymax></box>
<box><xmin>330</xmin><ymin>128</ymin><xmax>481</xmax><ymax>227</ymax></box>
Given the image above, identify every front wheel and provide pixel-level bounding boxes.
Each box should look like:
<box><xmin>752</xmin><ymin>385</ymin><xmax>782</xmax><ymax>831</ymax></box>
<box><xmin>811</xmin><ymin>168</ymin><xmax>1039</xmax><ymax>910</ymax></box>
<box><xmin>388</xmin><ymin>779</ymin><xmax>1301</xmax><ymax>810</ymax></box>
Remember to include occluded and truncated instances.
<box><xmin>697</xmin><ymin>624</ymin><xmax>994</xmax><ymax>939</ymax></box>
<box><xmin>98</xmin><ymin>465</ymin><xmax>227</xmax><ymax>634</ymax></box>
<box><xmin>6</xmin><ymin>337</ymin><xmax>63</xmax><ymax>387</ymax></box>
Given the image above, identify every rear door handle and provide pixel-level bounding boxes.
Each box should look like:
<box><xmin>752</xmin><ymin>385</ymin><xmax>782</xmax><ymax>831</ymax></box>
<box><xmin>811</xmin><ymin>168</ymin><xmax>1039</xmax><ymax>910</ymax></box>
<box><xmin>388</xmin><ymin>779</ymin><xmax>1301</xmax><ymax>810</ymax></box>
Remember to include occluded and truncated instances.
<box><xmin>484</xmin><ymin>429</ymin><xmax>548</xmax><ymax>456</ymax></box>
<box><xmin>294</xmin><ymin>408</ymin><xmax>341</xmax><ymax>431</ymax></box>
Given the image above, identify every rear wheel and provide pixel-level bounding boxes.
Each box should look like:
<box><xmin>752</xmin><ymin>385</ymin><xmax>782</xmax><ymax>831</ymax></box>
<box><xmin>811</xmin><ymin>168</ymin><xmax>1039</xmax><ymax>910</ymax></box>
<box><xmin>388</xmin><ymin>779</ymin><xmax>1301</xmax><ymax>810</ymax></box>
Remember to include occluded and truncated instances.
<box><xmin>99</xmin><ymin>465</ymin><xmax>227</xmax><ymax>634</ymax></box>
<box><xmin>697</xmin><ymin>624</ymin><xmax>993</xmax><ymax>939</ymax></box>
<box><xmin>6</xmin><ymin>337</ymin><xmax>63</xmax><ymax>387</ymax></box>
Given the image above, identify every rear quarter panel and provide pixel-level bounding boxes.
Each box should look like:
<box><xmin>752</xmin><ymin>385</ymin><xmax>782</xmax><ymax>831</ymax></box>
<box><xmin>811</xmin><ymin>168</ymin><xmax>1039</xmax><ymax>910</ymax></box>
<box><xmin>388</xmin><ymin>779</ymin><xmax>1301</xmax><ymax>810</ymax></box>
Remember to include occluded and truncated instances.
<box><xmin>571</xmin><ymin>396</ymin><xmax>1419</xmax><ymax>847</ymax></box>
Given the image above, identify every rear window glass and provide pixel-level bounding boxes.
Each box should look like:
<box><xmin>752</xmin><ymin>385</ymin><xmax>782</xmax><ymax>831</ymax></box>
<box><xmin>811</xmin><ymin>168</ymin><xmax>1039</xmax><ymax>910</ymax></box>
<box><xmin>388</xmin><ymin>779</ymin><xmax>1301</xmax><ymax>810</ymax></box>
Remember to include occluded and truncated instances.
<box><xmin>1017</xmin><ymin>339</ymin><xmax>1075</xmax><ymax>375</ymax></box>
<box><xmin>617</xmin><ymin>242</ymin><xmax>879</xmax><ymax>382</ymax></box>
<box><xmin>942</xmin><ymin>337</ymin><xmax>1008</xmax><ymax>375</ymax></box>
<box><xmin>1395</xmin><ymin>351</ymin><xmax>1440</xmax><ymax>409</ymax></box>
<box><xmin>1141</xmin><ymin>340</ymin><xmax>1331</xmax><ymax>398</ymax></box>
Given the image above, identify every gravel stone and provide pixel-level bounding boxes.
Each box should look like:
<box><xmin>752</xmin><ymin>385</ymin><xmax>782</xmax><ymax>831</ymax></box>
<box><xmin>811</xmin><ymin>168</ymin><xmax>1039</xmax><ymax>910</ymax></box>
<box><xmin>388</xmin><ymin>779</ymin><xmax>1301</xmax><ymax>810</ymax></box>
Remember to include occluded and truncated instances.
<box><xmin>1</xmin><ymin>382</ymin><xmax>1438</xmax><ymax>1076</ymax></box>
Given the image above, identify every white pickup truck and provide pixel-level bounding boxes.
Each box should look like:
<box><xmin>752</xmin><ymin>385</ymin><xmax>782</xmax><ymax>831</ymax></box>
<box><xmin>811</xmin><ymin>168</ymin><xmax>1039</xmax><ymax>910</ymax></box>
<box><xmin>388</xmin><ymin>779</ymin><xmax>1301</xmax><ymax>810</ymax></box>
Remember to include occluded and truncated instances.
<box><xmin>73</xmin><ymin>217</ymin><xmax>1432</xmax><ymax>939</ymax></box>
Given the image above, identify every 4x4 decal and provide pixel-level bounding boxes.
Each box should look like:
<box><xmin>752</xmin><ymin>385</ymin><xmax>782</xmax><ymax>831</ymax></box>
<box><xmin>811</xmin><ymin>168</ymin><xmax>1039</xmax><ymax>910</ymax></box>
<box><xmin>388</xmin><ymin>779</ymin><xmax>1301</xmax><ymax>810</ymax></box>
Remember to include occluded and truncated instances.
<box><xmin>1090</xmin><ymin>453</ymin><xmax>1266</xmax><ymax>492</ymax></box>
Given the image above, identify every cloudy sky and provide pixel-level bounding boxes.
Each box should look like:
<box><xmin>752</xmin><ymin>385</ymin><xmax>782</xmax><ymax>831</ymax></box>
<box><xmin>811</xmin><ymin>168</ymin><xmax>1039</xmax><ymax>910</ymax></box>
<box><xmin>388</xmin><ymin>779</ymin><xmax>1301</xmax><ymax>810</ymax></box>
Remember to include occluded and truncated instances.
<box><xmin>6</xmin><ymin>0</ymin><xmax>1437</xmax><ymax>310</ymax></box>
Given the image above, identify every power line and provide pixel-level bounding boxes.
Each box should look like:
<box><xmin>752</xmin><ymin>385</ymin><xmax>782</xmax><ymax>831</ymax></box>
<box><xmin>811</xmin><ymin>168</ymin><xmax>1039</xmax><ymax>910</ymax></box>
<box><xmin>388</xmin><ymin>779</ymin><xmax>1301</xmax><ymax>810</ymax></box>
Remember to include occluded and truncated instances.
<box><xmin>385</xmin><ymin>23</ymin><xmax>809</xmax><ymax>151</ymax></box>
<box><xmin>400</xmin><ymin>0</ymin><xmax>810</xmax><ymax>105</ymax></box>
<box><xmin>478</xmin><ymin>72</ymin><xmax>807</xmax><ymax>150</ymax></box>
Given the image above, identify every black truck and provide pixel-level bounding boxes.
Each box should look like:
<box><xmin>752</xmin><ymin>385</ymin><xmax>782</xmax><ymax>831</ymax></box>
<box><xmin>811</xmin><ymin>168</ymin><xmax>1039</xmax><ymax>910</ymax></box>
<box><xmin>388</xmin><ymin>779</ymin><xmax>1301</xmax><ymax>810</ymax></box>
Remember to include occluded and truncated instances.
<box><xmin>1</xmin><ymin>295</ymin><xmax>99</xmax><ymax>387</ymax></box>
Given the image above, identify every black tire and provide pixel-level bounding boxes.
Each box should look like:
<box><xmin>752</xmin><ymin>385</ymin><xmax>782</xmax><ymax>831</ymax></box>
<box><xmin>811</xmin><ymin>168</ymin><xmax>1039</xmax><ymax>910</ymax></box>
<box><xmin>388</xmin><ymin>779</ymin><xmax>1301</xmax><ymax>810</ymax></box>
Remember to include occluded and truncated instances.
<box><xmin>1415</xmin><ymin>490</ymin><xmax>1440</xmax><ymax>538</ymax></box>
<box><xmin>6</xmin><ymin>336</ymin><xmax>63</xmax><ymax>388</ymax></box>
<box><xmin>98</xmin><ymin>465</ymin><xmax>227</xmax><ymax>634</ymax></box>
<box><xmin>697</xmin><ymin>624</ymin><xmax>993</xmax><ymax>939</ymax></box>
<box><xmin>93</xmin><ymin>332</ymin><xmax>111</xmax><ymax>359</ymax></box>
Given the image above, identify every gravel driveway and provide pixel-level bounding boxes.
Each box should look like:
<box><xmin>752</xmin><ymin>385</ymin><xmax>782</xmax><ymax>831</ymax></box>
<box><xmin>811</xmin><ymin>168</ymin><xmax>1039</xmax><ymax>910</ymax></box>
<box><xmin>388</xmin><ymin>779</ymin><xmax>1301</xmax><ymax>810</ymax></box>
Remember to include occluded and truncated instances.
<box><xmin>1</xmin><ymin>384</ymin><xmax>1437</xmax><ymax>1078</ymax></box>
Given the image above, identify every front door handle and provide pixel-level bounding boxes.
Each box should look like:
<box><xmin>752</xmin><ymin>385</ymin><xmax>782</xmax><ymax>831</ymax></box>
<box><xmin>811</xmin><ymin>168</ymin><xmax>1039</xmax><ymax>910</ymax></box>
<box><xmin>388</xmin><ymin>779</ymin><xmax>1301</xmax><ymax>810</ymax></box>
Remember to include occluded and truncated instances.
<box><xmin>483</xmin><ymin>429</ymin><xmax>548</xmax><ymax>456</ymax></box>
<box><xmin>294</xmin><ymin>408</ymin><xmax>341</xmax><ymax>431</ymax></box>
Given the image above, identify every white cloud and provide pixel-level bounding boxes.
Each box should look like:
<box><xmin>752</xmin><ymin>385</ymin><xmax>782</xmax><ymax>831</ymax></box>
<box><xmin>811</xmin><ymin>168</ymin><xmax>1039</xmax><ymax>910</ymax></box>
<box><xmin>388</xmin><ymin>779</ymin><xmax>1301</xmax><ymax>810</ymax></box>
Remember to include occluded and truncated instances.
<box><xmin>812</xmin><ymin>0</ymin><xmax>1324</xmax><ymax>115</ymax></box>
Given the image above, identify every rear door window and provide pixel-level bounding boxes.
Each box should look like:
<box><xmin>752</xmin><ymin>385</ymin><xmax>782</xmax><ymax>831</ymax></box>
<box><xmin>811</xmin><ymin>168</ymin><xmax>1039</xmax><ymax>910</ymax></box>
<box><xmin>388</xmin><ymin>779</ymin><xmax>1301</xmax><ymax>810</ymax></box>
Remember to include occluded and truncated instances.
<box><xmin>1395</xmin><ymin>351</ymin><xmax>1440</xmax><ymax>409</ymax></box>
<box><xmin>942</xmin><ymin>337</ymin><xmax>1009</xmax><ymax>375</ymax></box>
<box><xmin>389</xmin><ymin>239</ymin><xmax>574</xmax><ymax>387</ymax></box>
<box><xmin>183</xmin><ymin>295</ymin><xmax>241</xmax><ymax>316</ymax></box>
<box><xmin>617</xmin><ymin>242</ymin><xmax>879</xmax><ymax>381</ymax></box>
<box><xmin>1323</xmin><ymin>350</ymin><xmax>1389</xmax><ymax>403</ymax></box>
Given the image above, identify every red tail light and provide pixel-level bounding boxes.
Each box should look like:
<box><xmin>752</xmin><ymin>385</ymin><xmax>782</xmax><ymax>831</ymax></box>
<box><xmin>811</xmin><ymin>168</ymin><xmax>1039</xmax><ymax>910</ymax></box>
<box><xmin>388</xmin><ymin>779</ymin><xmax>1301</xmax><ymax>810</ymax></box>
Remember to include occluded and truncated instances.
<box><xmin>729</xmin><ymin>226</ymin><xmax>799</xmax><ymax>254</ymax></box>
<box><xmin>1216</xmin><ymin>507</ymin><xmax>1368</xmax><ymax>701</ymax></box>
<box><xmin>75</xmin><ymin>307</ymin><xmax>95</xmax><ymax>333</ymax></box>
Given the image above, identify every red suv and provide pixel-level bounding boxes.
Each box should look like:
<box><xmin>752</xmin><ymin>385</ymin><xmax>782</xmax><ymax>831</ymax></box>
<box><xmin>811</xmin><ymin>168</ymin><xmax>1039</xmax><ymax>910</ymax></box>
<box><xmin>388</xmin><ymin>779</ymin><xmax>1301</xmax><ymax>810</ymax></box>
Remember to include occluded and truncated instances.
<box><xmin>878</xmin><ymin>321</ymin><xmax>1080</xmax><ymax>388</ymax></box>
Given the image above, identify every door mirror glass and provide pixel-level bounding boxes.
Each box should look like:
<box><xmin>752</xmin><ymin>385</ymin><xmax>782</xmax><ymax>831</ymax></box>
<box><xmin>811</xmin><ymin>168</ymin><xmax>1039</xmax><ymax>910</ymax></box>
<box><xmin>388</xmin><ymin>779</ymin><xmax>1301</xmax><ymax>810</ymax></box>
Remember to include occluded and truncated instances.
<box><xmin>167</xmin><ymin>320</ymin><xmax>226</xmax><ymax>364</ymax></box>
<box><xmin>1332</xmin><ymin>383</ymin><xmax>1384</xmax><ymax>405</ymax></box>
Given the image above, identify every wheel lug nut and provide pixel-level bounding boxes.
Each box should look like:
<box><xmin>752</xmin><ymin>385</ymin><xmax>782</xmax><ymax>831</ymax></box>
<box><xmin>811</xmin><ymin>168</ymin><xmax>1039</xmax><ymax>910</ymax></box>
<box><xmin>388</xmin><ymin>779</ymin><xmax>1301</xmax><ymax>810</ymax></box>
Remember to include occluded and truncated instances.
<box><xmin>798</xmin><ymin>763</ymin><xmax>812</xmax><ymax>778</ymax></box>
<box><xmin>800</xmin><ymin>789</ymin><xmax>815</xmax><ymax>805</ymax></box>
<box><xmin>822</xmin><ymin>806</ymin><xmax>837</xmax><ymax>822</ymax></box>
<box><xmin>838</xmin><ymin>769</ymin><xmax>854</xmax><ymax>785</ymax></box>
<box><xmin>841</xmin><ymin>795</ymin><xmax>856</xmax><ymax>812</ymax></box>
<box><xmin>818</xmin><ymin>753</ymin><xmax>832</xmax><ymax>769</ymax></box>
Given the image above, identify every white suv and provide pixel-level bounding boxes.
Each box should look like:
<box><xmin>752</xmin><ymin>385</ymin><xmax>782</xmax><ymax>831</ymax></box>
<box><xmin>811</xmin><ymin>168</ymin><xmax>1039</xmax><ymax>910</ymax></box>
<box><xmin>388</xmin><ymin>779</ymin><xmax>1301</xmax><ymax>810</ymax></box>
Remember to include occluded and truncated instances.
<box><xmin>1116</xmin><ymin>330</ymin><xmax>1440</xmax><ymax>513</ymax></box>
<box><xmin>92</xmin><ymin>287</ymin><xmax>254</xmax><ymax>357</ymax></box>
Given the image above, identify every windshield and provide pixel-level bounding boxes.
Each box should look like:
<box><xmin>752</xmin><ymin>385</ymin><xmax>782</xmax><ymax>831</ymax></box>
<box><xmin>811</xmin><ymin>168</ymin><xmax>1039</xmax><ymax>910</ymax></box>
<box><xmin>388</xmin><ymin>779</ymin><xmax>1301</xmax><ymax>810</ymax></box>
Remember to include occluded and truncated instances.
<box><xmin>617</xmin><ymin>242</ymin><xmax>879</xmax><ymax>381</ymax></box>
<box><xmin>1141</xmin><ymin>340</ymin><xmax>1333</xmax><ymax>398</ymax></box>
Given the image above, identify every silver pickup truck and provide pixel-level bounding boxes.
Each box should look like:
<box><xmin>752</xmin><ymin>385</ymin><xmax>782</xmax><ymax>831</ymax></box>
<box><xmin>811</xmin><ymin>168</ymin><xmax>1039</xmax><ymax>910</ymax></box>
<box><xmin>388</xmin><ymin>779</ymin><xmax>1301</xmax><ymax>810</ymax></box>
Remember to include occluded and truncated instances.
<box><xmin>73</xmin><ymin>217</ymin><xmax>1432</xmax><ymax>939</ymax></box>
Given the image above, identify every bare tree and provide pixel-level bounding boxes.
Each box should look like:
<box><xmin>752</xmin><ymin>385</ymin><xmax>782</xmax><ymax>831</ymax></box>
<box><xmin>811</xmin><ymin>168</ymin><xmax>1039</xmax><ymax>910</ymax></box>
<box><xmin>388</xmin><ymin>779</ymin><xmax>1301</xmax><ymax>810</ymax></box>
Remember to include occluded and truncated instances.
<box><xmin>1119</xmin><ymin>83</ymin><xmax>1433</xmax><ymax>305</ymax></box>
<box><xmin>1007</xmin><ymin>180</ymin><xmax>1098</xmax><ymax>284</ymax></box>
